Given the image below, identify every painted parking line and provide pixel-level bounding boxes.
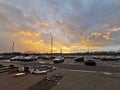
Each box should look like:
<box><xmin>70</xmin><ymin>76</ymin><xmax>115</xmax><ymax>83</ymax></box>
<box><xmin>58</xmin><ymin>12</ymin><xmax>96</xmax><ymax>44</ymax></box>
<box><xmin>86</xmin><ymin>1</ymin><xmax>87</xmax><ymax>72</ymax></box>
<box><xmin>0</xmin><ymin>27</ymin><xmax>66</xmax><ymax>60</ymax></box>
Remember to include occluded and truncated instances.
<box><xmin>69</xmin><ymin>69</ymin><xmax>97</xmax><ymax>73</ymax></box>
<box><xmin>102</xmin><ymin>72</ymin><xmax>112</xmax><ymax>75</ymax></box>
<box><xmin>69</xmin><ymin>69</ymin><xmax>120</xmax><ymax>76</ymax></box>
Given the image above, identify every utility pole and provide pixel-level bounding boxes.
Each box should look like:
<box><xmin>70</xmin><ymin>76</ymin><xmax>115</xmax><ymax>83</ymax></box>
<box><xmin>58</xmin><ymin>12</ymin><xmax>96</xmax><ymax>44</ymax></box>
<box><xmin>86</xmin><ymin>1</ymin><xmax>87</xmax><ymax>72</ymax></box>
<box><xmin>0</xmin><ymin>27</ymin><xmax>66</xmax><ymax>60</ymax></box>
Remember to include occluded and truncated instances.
<box><xmin>51</xmin><ymin>36</ymin><xmax>53</xmax><ymax>54</ymax></box>
<box><xmin>87</xmin><ymin>42</ymin><xmax>89</xmax><ymax>53</ymax></box>
<box><xmin>86</xmin><ymin>38</ymin><xmax>89</xmax><ymax>53</ymax></box>
<box><xmin>60</xmin><ymin>48</ymin><xmax>62</xmax><ymax>54</ymax></box>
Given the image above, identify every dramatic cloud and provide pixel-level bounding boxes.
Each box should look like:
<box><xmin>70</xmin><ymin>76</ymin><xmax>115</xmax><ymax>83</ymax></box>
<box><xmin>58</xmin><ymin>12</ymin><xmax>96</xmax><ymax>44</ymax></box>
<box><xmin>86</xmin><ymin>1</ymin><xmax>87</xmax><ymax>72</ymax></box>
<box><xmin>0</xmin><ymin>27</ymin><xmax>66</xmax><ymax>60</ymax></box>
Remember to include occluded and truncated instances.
<box><xmin>0</xmin><ymin>0</ymin><xmax>120</xmax><ymax>53</ymax></box>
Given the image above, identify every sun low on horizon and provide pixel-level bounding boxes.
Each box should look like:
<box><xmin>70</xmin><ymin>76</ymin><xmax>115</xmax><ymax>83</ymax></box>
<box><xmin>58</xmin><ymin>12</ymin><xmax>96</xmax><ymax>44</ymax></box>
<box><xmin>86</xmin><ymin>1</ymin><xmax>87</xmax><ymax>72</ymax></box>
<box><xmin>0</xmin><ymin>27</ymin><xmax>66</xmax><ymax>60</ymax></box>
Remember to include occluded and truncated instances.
<box><xmin>0</xmin><ymin>0</ymin><xmax>120</xmax><ymax>53</ymax></box>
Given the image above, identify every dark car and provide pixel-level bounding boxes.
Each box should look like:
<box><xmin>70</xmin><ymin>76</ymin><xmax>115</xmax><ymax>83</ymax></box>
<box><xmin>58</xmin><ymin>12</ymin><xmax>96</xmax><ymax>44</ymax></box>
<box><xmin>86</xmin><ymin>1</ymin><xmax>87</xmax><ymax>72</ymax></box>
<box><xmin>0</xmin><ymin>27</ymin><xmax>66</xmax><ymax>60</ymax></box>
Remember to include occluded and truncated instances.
<box><xmin>84</xmin><ymin>60</ymin><xmax>96</xmax><ymax>66</ymax></box>
<box><xmin>74</xmin><ymin>57</ymin><xmax>84</xmax><ymax>62</ymax></box>
<box><xmin>84</xmin><ymin>56</ymin><xmax>96</xmax><ymax>66</ymax></box>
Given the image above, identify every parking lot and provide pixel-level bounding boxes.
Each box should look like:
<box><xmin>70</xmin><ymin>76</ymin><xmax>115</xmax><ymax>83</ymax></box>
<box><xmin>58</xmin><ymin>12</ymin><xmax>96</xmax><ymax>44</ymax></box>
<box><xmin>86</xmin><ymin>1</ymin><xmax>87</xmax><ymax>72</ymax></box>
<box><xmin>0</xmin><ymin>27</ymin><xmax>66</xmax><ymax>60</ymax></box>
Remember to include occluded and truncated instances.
<box><xmin>1</xmin><ymin>57</ymin><xmax>120</xmax><ymax>72</ymax></box>
<box><xmin>52</xmin><ymin>69</ymin><xmax>120</xmax><ymax>90</ymax></box>
<box><xmin>62</xmin><ymin>58</ymin><xmax>120</xmax><ymax>67</ymax></box>
<box><xmin>0</xmin><ymin>57</ymin><xmax>120</xmax><ymax>90</ymax></box>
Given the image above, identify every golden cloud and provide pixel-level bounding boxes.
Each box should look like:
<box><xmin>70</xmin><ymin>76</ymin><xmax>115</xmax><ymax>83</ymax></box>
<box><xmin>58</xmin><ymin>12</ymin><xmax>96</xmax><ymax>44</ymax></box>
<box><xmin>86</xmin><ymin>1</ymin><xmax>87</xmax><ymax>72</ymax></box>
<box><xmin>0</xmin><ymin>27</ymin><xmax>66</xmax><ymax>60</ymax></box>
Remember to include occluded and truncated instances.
<box><xmin>12</xmin><ymin>30</ymin><xmax>48</xmax><ymax>52</ymax></box>
<box><xmin>102</xmin><ymin>35</ymin><xmax>110</xmax><ymax>40</ymax></box>
<box><xmin>12</xmin><ymin>30</ymin><xmax>71</xmax><ymax>53</ymax></box>
<box><xmin>13</xmin><ymin>29</ymin><xmax>40</xmax><ymax>38</ymax></box>
<box><xmin>91</xmin><ymin>32</ymin><xmax>101</xmax><ymax>38</ymax></box>
<box><xmin>12</xmin><ymin>29</ymin><xmax>104</xmax><ymax>53</ymax></box>
<box><xmin>110</xmin><ymin>27</ymin><xmax>120</xmax><ymax>32</ymax></box>
<box><xmin>102</xmin><ymin>32</ymin><xmax>111</xmax><ymax>40</ymax></box>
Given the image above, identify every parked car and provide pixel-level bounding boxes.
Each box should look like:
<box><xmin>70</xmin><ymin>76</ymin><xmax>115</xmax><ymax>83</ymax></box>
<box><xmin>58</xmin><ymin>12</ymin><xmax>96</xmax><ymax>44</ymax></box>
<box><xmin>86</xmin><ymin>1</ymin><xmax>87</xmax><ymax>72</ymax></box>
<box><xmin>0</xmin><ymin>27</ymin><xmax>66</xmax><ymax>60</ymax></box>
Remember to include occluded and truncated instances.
<box><xmin>41</xmin><ymin>55</ymin><xmax>51</xmax><ymax>60</ymax></box>
<box><xmin>109</xmin><ymin>56</ymin><xmax>119</xmax><ymax>61</ymax></box>
<box><xmin>74</xmin><ymin>57</ymin><xmax>84</xmax><ymax>62</ymax></box>
<box><xmin>84</xmin><ymin>56</ymin><xmax>96</xmax><ymax>66</ymax></box>
<box><xmin>53</xmin><ymin>56</ymin><xmax>64</xmax><ymax>63</ymax></box>
<box><xmin>100</xmin><ymin>56</ymin><xmax>110</xmax><ymax>61</ymax></box>
<box><xmin>11</xmin><ymin>55</ymin><xmax>38</xmax><ymax>61</ymax></box>
<box><xmin>10</xmin><ymin>56</ymin><xmax>20</xmax><ymax>61</ymax></box>
<box><xmin>32</xmin><ymin>69</ymin><xmax>47</xmax><ymax>74</ymax></box>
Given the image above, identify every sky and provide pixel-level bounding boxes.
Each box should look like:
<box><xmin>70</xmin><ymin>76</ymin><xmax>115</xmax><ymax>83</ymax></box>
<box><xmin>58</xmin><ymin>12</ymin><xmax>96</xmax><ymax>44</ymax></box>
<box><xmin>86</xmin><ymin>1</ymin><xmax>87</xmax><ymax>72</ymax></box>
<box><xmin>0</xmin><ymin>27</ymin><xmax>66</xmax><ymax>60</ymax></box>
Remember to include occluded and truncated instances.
<box><xmin>0</xmin><ymin>0</ymin><xmax>120</xmax><ymax>53</ymax></box>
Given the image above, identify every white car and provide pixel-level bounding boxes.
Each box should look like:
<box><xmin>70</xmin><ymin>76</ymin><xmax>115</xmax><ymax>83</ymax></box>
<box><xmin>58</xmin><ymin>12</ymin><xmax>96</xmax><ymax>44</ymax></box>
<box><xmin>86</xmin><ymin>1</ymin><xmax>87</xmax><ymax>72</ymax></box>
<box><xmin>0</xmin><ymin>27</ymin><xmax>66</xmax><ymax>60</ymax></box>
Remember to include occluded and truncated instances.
<box><xmin>31</xmin><ymin>69</ymin><xmax>47</xmax><ymax>74</ymax></box>
<box><xmin>53</xmin><ymin>56</ymin><xmax>64</xmax><ymax>63</ymax></box>
<box><xmin>10</xmin><ymin>56</ymin><xmax>24</xmax><ymax>61</ymax></box>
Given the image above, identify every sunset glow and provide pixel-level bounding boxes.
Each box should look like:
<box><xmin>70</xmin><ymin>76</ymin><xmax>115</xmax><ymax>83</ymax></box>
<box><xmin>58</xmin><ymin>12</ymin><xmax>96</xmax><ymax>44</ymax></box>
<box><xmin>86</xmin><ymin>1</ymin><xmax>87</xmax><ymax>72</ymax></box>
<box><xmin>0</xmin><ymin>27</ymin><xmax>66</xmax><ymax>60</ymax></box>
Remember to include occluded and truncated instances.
<box><xmin>0</xmin><ymin>0</ymin><xmax>120</xmax><ymax>53</ymax></box>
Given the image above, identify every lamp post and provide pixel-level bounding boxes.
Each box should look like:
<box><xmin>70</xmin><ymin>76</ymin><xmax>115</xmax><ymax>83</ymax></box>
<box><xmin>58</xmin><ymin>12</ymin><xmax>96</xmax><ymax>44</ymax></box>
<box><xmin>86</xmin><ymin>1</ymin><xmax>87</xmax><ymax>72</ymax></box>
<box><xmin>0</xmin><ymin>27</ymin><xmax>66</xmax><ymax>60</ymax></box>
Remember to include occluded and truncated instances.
<box><xmin>12</xmin><ymin>41</ymin><xmax>14</xmax><ymax>53</ymax></box>
<box><xmin>86</xmin><ymin>37</ymin><xmax>90</xmax><ymax>53</ymax></box>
